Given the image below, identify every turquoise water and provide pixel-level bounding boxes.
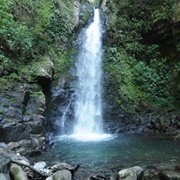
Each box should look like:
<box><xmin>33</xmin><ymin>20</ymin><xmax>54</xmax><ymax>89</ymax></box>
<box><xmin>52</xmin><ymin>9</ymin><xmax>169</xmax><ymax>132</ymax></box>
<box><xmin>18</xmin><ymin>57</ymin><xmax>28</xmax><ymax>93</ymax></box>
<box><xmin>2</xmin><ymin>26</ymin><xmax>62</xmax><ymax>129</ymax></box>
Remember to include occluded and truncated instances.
<box><xmin>41</xmin><ymin>133</ymin><xmax>180</xmax><ymax>173</ymax></box>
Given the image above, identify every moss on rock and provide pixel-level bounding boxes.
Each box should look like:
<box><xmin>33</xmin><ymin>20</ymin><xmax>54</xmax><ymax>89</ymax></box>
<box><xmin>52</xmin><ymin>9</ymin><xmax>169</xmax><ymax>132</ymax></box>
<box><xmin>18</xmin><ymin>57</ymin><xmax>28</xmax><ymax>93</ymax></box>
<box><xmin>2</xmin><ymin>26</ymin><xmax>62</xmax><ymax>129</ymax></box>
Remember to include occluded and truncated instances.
<box><xmin>18</xmin><ymin>56</ymin><xmax>54</xmax><ymax>83</ymax></box>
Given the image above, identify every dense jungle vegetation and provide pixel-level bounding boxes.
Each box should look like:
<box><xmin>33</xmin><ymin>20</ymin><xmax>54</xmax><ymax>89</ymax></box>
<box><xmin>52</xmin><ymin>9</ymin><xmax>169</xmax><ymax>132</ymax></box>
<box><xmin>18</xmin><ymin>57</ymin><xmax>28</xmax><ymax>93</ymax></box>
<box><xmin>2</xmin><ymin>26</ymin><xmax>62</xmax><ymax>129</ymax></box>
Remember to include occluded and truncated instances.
<box><xmin>0</xmin><ymin>0</ymin><xmax>75</xmax><ymax>80</ymax></box>
<box><xmin>0</xmin><ymin>0</ymin><xmax>179</xmax><ymax>114</ymax></box>
<box><xmin>104</xmin><ymin>0</ymin><xmax>180</xmax><ymax>113</ymax></box>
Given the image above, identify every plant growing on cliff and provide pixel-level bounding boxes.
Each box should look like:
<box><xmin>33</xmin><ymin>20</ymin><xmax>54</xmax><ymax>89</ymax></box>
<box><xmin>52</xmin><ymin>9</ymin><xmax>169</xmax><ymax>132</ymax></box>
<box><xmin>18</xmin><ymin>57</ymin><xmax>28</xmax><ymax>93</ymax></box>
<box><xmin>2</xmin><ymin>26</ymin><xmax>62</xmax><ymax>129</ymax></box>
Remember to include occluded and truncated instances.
<box><xmin>104</xmin><ymin>0</ymin><xmax>179</xmax><ymax>112</ymax></box>
<box><xmin>0</xmin><ymin>0</ymin><xmax>75</xmax><ymax>80</ymax></box>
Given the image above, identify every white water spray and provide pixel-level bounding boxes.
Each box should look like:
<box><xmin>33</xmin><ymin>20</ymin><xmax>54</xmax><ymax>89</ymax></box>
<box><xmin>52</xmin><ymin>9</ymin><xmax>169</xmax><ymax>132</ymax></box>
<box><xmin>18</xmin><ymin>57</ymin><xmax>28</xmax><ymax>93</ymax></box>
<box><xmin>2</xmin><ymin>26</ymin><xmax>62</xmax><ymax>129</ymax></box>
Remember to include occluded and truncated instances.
<box><xmin>60</xmin><ymin>97</ymin><xmax>72</xmax><ymax>134</ymax></box>
<box><xmin>70</xmin><ymin>9</ymin><xmax>111</xmax><ymax>141</ymax></box>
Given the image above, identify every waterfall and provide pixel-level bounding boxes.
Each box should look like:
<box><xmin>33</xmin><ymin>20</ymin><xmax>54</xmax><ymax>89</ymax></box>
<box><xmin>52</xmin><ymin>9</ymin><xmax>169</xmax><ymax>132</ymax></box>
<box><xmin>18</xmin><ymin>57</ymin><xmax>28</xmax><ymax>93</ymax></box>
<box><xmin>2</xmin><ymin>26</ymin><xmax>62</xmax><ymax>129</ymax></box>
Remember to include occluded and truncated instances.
<box><xmin>70</xmin><ymin>8</ymin><xmax>110</xmax><ymax>141</ymax></box>
<box><xmin>60</xmin><ymin>96</ymin><xmax>73</xmax><ymax>134</ymax></box>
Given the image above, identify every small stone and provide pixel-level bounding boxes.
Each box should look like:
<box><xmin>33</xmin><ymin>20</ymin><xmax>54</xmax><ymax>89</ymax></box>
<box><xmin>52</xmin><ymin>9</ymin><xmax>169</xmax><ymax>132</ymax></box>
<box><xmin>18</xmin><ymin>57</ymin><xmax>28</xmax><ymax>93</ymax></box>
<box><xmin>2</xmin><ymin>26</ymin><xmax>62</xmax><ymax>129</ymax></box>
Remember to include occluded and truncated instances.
<box><xmin>10</xmin><ymin>163</ymin><xmax>28</xmax><ymax>180</ymax></box>
<box><xmin>34</xmin><ymin>162</ymin><xmax>51</xmax><ymax>175</ymax></box>
<box><xmin>46</xmin><ymin>176</ymin><xmax>53</xmax><ymax>180</ymax></box>
<box><xmin>144</xmin><ymin>167</ymin><xmax>159</xmax><ymax>180</ymax></box>
<box><xmin>118</xmin><ymin>166</ymin><xmax>143</xmax><ymax>180</ymax></box>
<box><xmin>8</xmin><ymin>142</ymin><xmax>20</xmax><ymax>150</ymax></box>
<box><xmin>34</xmin><ymin>161</ymin><xmax>46</xmax><ymax>170</ymax></box>
<box><xmin>53</xmin><ymin>170</ymin><xmax>72</xmax><ymax>180</ymax></box>
<box><xmin>51</xmin><ymin>163</ymin><xmax>74</xmax><ymax>171</ymax></box>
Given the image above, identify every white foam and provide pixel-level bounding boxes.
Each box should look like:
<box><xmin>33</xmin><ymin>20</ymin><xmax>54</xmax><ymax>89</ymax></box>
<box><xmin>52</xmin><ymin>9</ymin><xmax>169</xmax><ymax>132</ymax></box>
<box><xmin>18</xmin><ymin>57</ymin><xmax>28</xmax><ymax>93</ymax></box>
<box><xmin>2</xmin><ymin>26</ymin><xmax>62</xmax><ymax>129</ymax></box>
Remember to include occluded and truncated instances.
<box><xmin>59</xmin><ymin>133</ymin><xmax>114</xmax><ymax>142</ymax></box>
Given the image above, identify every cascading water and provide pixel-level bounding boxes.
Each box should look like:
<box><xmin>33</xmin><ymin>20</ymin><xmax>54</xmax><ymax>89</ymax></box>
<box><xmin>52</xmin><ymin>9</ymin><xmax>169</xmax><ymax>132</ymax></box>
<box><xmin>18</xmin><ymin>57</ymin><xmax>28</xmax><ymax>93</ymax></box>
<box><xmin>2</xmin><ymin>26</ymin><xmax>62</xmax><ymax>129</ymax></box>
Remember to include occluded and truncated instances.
<box><xmin>70</xmin><ymin>8</ymin><xmax>111</xmax><ymax>141</ymax></box>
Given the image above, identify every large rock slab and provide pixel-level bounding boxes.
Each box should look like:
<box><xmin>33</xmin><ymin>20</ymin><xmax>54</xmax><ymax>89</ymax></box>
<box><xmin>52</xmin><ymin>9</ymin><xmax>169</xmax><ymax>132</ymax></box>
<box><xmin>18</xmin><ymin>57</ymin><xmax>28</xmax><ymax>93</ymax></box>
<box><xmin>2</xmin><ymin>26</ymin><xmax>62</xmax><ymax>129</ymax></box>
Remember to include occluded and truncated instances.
<box><xmin>0</xmin><ymin>81</ymin><xmax>46</xmax><ymax>142</ymax></box>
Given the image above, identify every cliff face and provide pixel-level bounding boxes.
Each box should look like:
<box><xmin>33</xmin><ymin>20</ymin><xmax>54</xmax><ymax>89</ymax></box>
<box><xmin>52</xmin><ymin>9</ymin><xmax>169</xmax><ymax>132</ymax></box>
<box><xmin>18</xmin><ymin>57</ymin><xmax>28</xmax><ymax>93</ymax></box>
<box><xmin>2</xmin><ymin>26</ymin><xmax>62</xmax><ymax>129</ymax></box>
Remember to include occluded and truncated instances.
<box><xmin>0</xmin><ymin>0</ymin><xmax>76</xmax><ymax>142</ymax></box>
<box><xmin>0</xmin><ymin>0</ymin><xmax>95</xmax><ymax>141</ymax></box>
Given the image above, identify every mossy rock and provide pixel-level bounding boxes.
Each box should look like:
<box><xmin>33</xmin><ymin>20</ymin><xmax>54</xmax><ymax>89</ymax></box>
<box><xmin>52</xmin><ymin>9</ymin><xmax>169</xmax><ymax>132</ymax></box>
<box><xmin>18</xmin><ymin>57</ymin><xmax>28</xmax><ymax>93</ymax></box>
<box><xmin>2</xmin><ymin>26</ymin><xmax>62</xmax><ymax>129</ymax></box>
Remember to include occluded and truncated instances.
<box><xmin>0</xmin><ymin>78</ymin><xmax>14</xmax><ymax>91</ymax></box>
<box><xmin>19</xmin><ymin>56</ymin><xmax>54</xmax><ymax>83</ymax></box>
<box><xmin>88</xmin><ymin>0</ymin><xmax>96</xmax><ymax>5</ymax></box>
<box><xmin>10</xmin><ymin>164</ymin><xmax>28</xmax><ymax>180</ymax></box>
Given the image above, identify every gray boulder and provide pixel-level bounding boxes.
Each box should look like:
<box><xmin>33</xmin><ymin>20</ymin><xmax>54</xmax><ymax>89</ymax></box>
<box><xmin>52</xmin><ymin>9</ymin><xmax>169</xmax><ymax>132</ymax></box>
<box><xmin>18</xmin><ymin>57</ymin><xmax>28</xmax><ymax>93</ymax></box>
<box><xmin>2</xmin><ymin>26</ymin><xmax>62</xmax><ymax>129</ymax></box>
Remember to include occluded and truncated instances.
<box><xmin>33</xmin><ymin>161</ymin><xmax>51</xmax><ymax>176</ymax></box>
<box><xmin>0</xmin><ymin>82</ymin><xmax>46</xmax><ymax>142</ymax></box>
<box><xmin>118</xmin><ymin>166</ymin><xmax>144</xmax><ymax>180</ymax></box>
<box><xmin>53</xmin><ymin>170</ymin><xmax>72</xmax><ymax>180</ymax></box>
<box><xmin>10</xmin><ymin>163</ymin><xmax>28</xmax><ymax>180</ymax></box>
<box><xmin>159</xmin><ymin>169</ymin><xmax>180</xmax><ymax>180</ymax></box>
<box><xmin>143</xmin><ymin>167</ymin><xmax>159</xmax><ymax>180</ymax></box>
<box><xmin>0</xmin><ymin>173</ymin><xmax>10</xmax><ymax>180</ymax></box>
<box><xmin>51</xmin><ymin>163</ymin><xmax>74</xmax><ymax>172</ymax></box>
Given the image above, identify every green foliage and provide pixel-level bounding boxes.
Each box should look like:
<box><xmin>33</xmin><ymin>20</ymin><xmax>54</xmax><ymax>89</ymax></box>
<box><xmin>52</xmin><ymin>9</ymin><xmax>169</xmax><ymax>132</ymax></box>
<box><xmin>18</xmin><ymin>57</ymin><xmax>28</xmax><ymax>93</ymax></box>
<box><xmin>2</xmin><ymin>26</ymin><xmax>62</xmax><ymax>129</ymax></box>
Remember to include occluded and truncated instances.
<box><xmin>13</xmin><ymin>0</ymin><xmax>53</xmax><ymax>35</ymax></box>
<box><xmin>0</xmin><ymin>0</ymin><xmax>75</xmax><ymax>80</ymax></box>
<box><xmin>49</xmin><ymin>47</ymin><xmax>74</xmax><ymax>79</ymax></box>
<box><xmin>0</xmin><ymin>0</ymin><xmax>33</xmax><ymax>60</ymax></box>
<box><xmin>104</xmin><ymin>0</ymin><xmax>178</xmax><ymax>112</ymax></box>
<box><xmin>46</xmin><ymin>8</ymin><xmax>71</xmax><ymax>45</ymax></box>
<box><xmin>0</xmin><ymin>110</ymin><xmax>4</xmax><ymax>115</ymax></box>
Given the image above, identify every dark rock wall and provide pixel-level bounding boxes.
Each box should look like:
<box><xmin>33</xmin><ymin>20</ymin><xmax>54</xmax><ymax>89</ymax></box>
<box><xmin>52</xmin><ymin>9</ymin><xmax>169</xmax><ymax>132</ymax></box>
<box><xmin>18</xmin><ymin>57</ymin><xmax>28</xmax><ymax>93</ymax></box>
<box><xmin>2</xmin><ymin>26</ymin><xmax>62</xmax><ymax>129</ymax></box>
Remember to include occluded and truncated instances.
<box><xmin>0</xmin><ymin>82</ymin><xmax>46</xmax><ymax>142</ymax></box>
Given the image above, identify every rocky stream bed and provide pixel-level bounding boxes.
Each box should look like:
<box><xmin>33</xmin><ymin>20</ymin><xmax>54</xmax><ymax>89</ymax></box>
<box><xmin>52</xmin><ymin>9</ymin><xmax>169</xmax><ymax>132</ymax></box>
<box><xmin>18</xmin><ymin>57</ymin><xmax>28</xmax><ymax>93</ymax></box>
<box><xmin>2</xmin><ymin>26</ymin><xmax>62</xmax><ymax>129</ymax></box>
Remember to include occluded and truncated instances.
<box><xmin>0</xmin><ymin>134</ymin><xmax>180</xmax><ymax>180</ymax></box>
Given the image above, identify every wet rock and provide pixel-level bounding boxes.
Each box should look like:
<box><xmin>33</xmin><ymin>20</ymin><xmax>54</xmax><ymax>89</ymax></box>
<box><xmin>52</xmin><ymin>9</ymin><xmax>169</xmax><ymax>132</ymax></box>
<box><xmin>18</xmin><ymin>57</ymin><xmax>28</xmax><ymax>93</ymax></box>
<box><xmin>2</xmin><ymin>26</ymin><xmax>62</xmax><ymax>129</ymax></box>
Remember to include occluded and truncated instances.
<box><xmin>143</xmin><ymin>167</ymin><xmax>159</xmax><ymax>180</ymax></box>
<box><xmin>6</xmin><ymin>137</ymin><xmax>47</xmax><ymax>157</ymax></box>
<box><xmin>53</xmin><ymin>169</ymin><xmax>72</xmax><ymax>180</ymax></box>
<box><xmin>34</xmin><ymin>161</ymin><xmax>46</xmax><ymax>170</ymax></box>
<box><xmin>0</xmin><ymin>173</ymin><xmax>10</xmax><ymax>180</ymax></box>
<box><xmin>0</xmin><ymin>142</ymin><xmax>8</xmax><ymax>149</ymax></box>
<box><xmin>175</xmin><ymin>165</ymin><xmax>180</xmax><ymax>171</ymax></box>
<box><xmin>90</xmin><ymin>175</ymin><xmax>108</xmax><ymax>180</ymax></box>
<box><xmin>11</xmin><ymin>158</ymin><xmax>30</xmax><ymax>167</ymax></box>
<box><xmin>91</xmin><ymin>176</ymin><xmax>102</xmax><ymax>180</ymax></box>
<box><xmin>19</xmin><ymin>56</ymin><xmax>54</xmax><ymax>83</ymax></box>
<box><xmin>0</xmin><ymin>82</ymin><xmax>46</xmax><ymax>142</ymax></box>
<box><xmin>18</xmin><ymin>139</ymin><xmax>32</xmax><ymax>148</ymax></box>
<box><xmin>0</xmin><ymin>148</ymin><xmax>12</xmax><ymax>175</ymax></box>
<box><xmin>46</xmin><ymin>176</ymin><xmax>53</xmax><ymax>180</ymax></box>
<box><xmin>34</xmin><ymin>162</ymin><xmax>51</xmax><ymax>175</ymax></box>
<box><xmin>158</xmin><ymin>171</ymin><xmax>169</xmax><ymax>180</ymax></box>
<box><xmin>10</xmin><ymin>163</ymin><xmax>28</xmax><ymax>180</ymax></box>
<box><xmin>118</xmin><ymin>166</ymin><xmax>144</xmax><ymax>180</ymax></box>
<box><xmin>103</xmin><ymin>103</ymin><xmax>180</xmax><ymax>134</ymax></box>
<box><xmin>26</xmin><ymin>93</ymin><xmax>45</xmax><ymax>115</ymax></box>
<box><xmin>0</xmin><ymin>124</ymin><xmax>30</xmax><ymax>142</ymax></box>
<box><xmin>159</xmin><ymin>169</ymin><xmax>180</xmax><ymax>180</ymax></box>
<box><xmin>7</xmin><ymin>142</ymin><xmax>20</xmax><ymax>151</ymax></box>
<box><xmin>44</xmin><ymin>78</ymin><xmax>74</xmax><ymax>135</ymax></box>
<box><xmin>51</xmin><ymin>163</ymin><xmax>75</xmax><ymax>172</ymax></box>
<box><xmin>0</xmin><ymin>147</ymin><xmax>28</xmax><ymax>180</ymax></box>
<box><xmin>174</xmin><ymin>134</ymin><xmax>180</xmax><ymax>140</ymax></box>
